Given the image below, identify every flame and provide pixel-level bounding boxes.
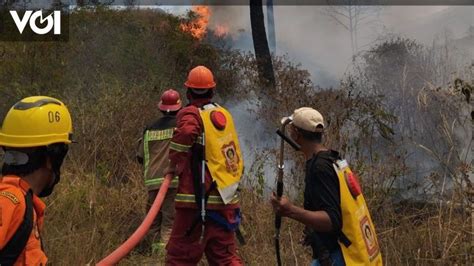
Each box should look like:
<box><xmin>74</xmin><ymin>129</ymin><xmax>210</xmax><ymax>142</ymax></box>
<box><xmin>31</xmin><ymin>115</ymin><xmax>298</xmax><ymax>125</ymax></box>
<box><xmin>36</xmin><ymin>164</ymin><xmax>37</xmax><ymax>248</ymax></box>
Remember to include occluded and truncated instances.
<box><xmin>180</xmin><ymin>5</ymin><xmax>211</xmax><ymax>40</ymax></box>
<box><xmin>214</xmin><ymin>24</ymin><xmax>230</xmax><ymax>37</ymax></box>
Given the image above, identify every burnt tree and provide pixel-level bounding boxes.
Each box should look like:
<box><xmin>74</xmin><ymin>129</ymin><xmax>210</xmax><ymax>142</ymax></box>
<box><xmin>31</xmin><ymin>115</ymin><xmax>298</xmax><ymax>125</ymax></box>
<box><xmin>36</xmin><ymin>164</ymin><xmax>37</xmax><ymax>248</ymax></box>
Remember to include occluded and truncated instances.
<box><xmin>250</xmin><ymin>0</ymin><xmax>276</xmax><ymax>90</ymax></box>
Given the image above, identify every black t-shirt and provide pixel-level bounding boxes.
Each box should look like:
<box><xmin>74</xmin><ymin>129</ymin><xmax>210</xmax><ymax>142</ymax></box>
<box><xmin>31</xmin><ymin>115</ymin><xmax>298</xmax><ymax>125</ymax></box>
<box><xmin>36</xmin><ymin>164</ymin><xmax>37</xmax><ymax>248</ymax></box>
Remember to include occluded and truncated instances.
<box><xmin>304</xmin><ymin>150</ymin><xmax>342</xmax><ymax>257</ymax></box>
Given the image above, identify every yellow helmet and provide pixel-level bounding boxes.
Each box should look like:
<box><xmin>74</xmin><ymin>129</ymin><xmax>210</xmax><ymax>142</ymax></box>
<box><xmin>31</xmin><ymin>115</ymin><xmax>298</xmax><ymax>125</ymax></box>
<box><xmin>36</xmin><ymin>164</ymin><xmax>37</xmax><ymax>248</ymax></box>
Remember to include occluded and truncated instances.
<box><xmin>0</xmin><ymin>96</ymin><xmax>73</xmax><ymax>148</ymax></box>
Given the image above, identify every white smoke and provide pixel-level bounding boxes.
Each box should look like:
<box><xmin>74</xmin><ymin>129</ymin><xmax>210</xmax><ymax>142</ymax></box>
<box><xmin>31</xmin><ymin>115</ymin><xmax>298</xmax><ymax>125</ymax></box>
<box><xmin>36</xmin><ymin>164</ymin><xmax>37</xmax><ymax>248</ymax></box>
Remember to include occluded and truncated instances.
<box><xmin>202</xmin><ymin>5</ymin><xmax>473</xmax><ymax>87</ymax></box>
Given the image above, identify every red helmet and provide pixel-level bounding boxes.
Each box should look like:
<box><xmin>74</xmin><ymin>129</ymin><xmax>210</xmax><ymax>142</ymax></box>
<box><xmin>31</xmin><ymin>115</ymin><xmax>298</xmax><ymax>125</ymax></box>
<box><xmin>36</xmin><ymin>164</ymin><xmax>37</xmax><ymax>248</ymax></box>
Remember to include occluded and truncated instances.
<box><xmin>184</xmin><ymin>66</ymin><xmax>216</xmax><ymax>90</ymax></box>
<box><xmin>158</xmin><ymin>89</ymin><xmax>182</xmax><ymax>112</ymax></box>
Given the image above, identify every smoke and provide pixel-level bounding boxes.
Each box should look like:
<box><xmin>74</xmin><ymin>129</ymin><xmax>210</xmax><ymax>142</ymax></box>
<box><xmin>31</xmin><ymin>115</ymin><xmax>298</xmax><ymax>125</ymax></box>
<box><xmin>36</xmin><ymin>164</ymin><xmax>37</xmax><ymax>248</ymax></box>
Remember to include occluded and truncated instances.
<box><xmin>201</xmin><ymin>5</ymin><xmax>474</xmax><ymax>87</ymax></box>
<box><xmin>167</xmin><ymin>5</ymin><xmax>473</xmax><ymax>196</ymax></box>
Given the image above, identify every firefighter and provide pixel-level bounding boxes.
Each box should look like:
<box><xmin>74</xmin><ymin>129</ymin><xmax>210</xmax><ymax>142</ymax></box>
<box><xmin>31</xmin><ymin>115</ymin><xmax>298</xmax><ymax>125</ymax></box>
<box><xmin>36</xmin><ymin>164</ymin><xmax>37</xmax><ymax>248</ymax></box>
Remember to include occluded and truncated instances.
<box><xmin>165</xmin><ymin>66</ymin><xmax>244</xmax><ymax>265</ymax></box>
<box><xmin>271</xmin><ymin>107</ymin><xmax>382</xmax><ymax>266</ymax></box>
<box><xmin>137</xmin><ymin>89</ymin><xmax>182</xmax><ymax>254</ymax></box>
<box><xmin>0</xmin><ymin>96</ymin><xmax>73</xmax><ymax>265</ymax></box>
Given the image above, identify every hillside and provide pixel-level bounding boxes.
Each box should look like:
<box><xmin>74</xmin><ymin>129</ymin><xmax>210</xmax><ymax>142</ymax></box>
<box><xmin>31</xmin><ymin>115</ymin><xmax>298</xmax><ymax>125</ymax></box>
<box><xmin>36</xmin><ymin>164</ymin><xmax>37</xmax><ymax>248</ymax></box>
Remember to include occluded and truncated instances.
<box><xmin>0</xmin><ymin>7</ymin><xmax>472</xmax><ymax>265</ymax></box>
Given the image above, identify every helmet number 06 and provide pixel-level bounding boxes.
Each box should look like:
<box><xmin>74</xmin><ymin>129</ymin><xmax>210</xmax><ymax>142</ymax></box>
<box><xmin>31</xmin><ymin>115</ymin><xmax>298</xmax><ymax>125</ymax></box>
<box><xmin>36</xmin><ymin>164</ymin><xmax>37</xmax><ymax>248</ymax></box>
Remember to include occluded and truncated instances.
<box><xmin>48</xmin><ymin>111</ymin><xmax>61</xmax><ymax>123</ymax></box>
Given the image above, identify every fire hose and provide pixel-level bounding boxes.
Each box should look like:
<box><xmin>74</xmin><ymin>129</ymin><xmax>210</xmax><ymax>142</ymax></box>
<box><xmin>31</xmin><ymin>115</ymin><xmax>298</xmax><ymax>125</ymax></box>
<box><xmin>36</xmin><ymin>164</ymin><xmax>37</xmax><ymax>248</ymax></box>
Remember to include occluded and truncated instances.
<box><xmin>96</xmin><ymin>174</ymin><xmax>172</xmax><ymax>266</ymax></box>
<box><xmin>275</xmin><ymin>117</ymin><xmax>301</xmax><ymax>266</ymax></box>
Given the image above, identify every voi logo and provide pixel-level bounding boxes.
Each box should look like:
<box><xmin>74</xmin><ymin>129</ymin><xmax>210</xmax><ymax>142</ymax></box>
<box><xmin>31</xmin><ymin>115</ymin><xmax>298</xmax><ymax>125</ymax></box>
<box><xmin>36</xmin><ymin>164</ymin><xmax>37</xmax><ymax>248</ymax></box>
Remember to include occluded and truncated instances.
<box><xmin>9</xmin><ymin>10</ymin><xmax>61</xmax><ymax>35</ymax></box>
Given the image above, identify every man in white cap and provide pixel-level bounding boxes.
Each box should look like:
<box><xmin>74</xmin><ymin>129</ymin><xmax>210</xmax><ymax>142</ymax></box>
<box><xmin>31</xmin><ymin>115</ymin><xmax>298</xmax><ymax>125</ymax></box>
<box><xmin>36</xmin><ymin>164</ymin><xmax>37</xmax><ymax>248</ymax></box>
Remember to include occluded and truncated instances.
<box><xmin>272</xmin><ymin>107</ymin><xmax>342</xmax><ymax>265</ymax></box>
<box><xmin>271</xmin><ymin>107</ymin><xmax>382</xmax><ymax>266</ymax></box>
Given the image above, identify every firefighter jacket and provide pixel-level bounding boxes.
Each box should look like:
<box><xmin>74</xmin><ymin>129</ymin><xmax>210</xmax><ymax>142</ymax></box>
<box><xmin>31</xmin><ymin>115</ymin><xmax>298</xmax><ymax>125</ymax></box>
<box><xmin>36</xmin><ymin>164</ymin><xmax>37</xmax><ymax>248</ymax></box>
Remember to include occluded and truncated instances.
<box><xmin>137</xmin><ymin>115</ymin><xmax>179</xmax><ymax>190</ymax></box>
<box><xmin>169</xmin><ymin>99</ymin><xmax>241</xmax><ymax>210</ymax></box>
<box><xmin>0</xmin><ymin>176</ymin><xmax>47</xmax><ymax>266</ymax></box>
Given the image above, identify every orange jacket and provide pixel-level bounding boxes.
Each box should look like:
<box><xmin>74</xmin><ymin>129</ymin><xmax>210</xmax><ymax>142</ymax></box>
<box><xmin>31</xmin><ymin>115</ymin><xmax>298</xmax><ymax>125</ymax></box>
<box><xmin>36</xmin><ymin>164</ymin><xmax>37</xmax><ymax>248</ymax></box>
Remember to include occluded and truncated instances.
<box><xmin>0</xmin><ymin>176</ymin><xmax>47</xmax><ymax>266</ymax></box>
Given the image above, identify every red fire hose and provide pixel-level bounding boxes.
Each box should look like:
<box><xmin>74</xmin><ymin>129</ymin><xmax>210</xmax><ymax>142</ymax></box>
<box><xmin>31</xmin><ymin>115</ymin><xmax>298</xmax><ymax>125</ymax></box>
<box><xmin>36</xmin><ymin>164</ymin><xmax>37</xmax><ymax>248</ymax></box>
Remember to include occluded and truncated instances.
<box><xmin>97</xmin><ymin>174</ymin><xmax>172</xmax><ymax>265</ymax></box>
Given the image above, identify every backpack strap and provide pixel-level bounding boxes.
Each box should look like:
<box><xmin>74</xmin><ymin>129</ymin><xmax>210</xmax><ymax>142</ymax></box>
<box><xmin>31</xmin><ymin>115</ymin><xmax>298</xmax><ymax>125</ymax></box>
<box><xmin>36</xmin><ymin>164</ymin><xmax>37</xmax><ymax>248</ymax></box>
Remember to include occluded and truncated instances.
<box><xmin>185</xmin><ymin>181</ymin><xmax>217</xmax><ymax>237</ymax></box>
<box><xmin>339</xmin><ymin>231</ymin><xmax>352</xmax><ymax>248</ymax></box>
<box><xmin>207</xmin><ymin>208</ymin><xmax>241</xmax><ymax>232</ymax></box>
<box><xmin>0</xmin><ymin>189</ymin><xmax>34</xmax><ymax>265</ymax></box>
<box><xmin>319</xmin><ymin>151</ymin><xmax>353</xmax><ymax>248</ymax></box>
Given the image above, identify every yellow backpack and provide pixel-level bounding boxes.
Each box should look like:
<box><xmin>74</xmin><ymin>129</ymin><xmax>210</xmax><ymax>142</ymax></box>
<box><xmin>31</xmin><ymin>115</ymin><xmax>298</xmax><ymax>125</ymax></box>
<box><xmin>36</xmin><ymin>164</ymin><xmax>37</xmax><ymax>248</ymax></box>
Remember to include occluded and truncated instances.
<box><xmin>333</xmin><ymin>159</ymin><xmax>383</xmax><ymax>265</ymax></box>
<box><xmin>199</xmin><ymin>103</ymin><xmax>244</xmax><ymax>204</ymax></box>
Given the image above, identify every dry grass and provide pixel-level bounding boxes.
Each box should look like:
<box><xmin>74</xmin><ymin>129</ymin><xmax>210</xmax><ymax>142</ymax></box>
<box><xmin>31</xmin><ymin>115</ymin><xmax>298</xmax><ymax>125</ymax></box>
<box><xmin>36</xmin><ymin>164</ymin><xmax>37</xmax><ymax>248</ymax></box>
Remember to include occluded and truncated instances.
<box><xmin>40</xmin><ymin>163</ymin><xmax>472</xmax><ymax>265</ymax></box>
<box><xmin>0</xmin><ymin>10</ymin><xmax>470</xmax><ymax>265</ymax></box>
<box><xmin>40</xmin><ymin>76</ymin><xmax>472</xmax><ymax>266</ymax></box>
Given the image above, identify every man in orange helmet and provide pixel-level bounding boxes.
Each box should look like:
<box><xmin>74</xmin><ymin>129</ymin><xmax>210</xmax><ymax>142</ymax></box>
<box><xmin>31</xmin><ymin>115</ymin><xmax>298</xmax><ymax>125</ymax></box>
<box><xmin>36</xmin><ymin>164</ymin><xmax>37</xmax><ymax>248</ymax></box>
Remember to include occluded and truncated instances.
<box><xmin>165</xmin><ymin>66</ymin><xmax>244</xmax><ymax>265</ymax></box>
<box><xmin>0</xmin><ymin>96</ymin><xmax>73</xmax><ymax>265</ymax></box>
<box><xmin>137</xmin><ymin>89</ymin><xmax>182</xmax><ymax>254</ymax></box>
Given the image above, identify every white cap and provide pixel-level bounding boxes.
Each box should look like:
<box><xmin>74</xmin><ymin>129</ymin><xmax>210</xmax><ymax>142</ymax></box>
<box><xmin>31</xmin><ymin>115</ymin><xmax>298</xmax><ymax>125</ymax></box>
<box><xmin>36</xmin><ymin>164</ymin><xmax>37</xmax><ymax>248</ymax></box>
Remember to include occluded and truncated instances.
<box><xmin>290</xmin><ymin>107</ymin><xmax>324</xmax><ymax>132</ymax></box>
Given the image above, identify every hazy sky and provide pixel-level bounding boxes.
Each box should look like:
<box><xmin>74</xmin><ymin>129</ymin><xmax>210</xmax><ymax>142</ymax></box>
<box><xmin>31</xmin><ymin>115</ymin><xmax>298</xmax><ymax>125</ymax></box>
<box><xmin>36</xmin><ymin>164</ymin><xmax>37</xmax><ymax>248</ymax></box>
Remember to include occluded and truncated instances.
<box><xmin>170</xmin><ymin>5</ymin><xmax>473</xmax><ymax>87</ymax></box>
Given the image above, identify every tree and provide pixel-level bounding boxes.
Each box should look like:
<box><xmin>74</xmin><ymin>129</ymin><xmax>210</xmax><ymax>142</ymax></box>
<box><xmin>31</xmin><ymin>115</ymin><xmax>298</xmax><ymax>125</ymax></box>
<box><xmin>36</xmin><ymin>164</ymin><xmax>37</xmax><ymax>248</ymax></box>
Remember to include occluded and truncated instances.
<box><xmin>357</xmin><ymin>37</ymin><xmax>432</xmax><ymax>135</ymax></box>
<box><xmin>266</xmin><ymin>0</ymin><xmax>276</xmax><ymax>53</ymax></box>
<box><xmin>351</xmin><ymin>36</ymin><xmax>472</xmax><ymax>199</ymax></box>
<box><xmin>323</xmin><ymin>2</ymin><xmax>381</xmax><ymax>57</ymax></box>
<box><xmin>249</xmin><ymin>0</ymin><xmax>276</xmax><ymax>90</ymax></box>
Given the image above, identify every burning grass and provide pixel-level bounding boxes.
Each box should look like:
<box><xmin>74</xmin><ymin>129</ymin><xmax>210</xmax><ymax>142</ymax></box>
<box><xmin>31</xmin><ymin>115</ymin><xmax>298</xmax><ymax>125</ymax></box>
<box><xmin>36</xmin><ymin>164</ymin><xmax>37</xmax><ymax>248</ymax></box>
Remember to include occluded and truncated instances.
<box><xmin>180</xmin><ymin>6</ymin><xmax>211</xmax><ymax>40</ymax></box>
<box><xmin>180</xmin><ymin>5</ymin><xmax>231</xmax><ymax>40</ymax></box>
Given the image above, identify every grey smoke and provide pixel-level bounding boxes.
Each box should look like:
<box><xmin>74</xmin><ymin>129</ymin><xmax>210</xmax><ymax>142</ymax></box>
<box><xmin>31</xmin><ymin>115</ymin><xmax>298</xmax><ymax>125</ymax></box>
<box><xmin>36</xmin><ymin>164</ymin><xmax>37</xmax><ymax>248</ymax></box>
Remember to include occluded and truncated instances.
<box><xmin>176</xmin><ymin>5</ymin><xmax>473</xmax><ymax>87</ymax></box>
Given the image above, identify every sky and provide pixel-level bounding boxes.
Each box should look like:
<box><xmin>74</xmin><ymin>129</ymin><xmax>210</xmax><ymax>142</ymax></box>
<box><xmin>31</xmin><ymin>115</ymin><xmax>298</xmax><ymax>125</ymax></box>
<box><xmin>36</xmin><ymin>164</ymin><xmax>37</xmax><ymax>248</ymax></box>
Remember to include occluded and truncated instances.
<box><xmin>168</xmin><ymin>5</ymin><xmax>473</xmax><ymax>87</ymax></box>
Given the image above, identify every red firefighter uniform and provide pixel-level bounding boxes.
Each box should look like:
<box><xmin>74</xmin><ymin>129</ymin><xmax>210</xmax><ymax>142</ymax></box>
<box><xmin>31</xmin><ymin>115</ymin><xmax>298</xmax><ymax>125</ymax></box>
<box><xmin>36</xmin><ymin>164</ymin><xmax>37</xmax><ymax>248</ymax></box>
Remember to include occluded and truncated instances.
<box><xmin>0</xmin><ymin>176</ymin><xmax>47</xmax><ymax>266</ymax></box>
<box><xmin>166</xmin><ymin>98</ymin><xmax>243</xmax><ymax>265</ymax></box>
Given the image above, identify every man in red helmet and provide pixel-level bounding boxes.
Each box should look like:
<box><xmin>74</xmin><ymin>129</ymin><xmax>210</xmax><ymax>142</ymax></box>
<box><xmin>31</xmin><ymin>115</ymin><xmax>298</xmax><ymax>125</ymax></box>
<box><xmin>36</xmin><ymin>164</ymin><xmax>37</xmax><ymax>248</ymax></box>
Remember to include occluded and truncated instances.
<box><xmin>165</xmin><ymin>66</ymin><xmax>244</xmax><ymax>265</ymax></box>
<box><xmin>137</xmin><ymin>89</ymin><xmax>182</xmax><ymax>254</ymax></box>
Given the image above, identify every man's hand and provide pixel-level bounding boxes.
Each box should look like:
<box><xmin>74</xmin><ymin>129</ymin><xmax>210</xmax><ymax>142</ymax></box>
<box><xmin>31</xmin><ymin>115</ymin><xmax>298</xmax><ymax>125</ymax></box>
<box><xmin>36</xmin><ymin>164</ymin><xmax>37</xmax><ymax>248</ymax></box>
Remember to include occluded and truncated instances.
<box><xmin>270</xmin><ymin>192</ymin><xmax>294</xmax><ymax>217</ymax></box>
<box><xmin>272</xmin><ymin>193</ymin><xmax>334</xmax><ymax>232</ymax></box>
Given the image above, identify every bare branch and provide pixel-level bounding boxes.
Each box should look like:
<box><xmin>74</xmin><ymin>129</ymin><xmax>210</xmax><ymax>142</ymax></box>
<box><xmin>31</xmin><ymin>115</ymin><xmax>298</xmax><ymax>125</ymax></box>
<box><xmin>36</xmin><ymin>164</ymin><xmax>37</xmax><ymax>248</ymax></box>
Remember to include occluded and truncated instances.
<box><xmin>327</xmin><ymin>13</ymin><xmax>350</xmax><ymax>30</ymax></box>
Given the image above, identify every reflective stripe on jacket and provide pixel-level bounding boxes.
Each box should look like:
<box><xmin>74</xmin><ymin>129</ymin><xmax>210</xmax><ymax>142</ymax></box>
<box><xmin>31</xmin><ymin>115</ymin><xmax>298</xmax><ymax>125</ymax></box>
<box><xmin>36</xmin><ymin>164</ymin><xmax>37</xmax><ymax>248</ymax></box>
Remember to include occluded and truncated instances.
<box><xmin>138</xmin><ymin>115</ymin><xmax>178</xmax><ymax>190</ymax></box>
<box><xmin>169</xmin><ymin>99</ymin><xmax>240</xmax><ymax>210</ymax></box>
<box><xmin>174</xmin><ymin>193</ymin><xmax>239</xmax><ymax>206</ymax></box>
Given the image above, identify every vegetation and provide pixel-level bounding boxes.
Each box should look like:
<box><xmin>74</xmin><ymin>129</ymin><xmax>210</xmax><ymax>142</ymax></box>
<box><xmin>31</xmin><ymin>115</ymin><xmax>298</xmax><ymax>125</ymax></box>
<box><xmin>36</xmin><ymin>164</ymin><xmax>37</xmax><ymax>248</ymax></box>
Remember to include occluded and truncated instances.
<box><xmin>0</xmin><ymin>8</ymin><xmax>471</xmax><ymax>265</ymax></box>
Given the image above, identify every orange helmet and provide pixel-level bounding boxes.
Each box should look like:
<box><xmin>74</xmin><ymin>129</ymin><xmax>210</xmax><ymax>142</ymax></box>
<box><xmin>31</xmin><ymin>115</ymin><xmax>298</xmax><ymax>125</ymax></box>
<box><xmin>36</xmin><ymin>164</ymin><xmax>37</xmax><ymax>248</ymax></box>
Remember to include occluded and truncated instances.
<box><xmin>158</xmin><ymin>89</ymin><xmax>182</xmax><ymax>112</ymax></box>
<box><xmin>184</xmin><ymin>66</ymin><xmax>216</xmax><ymax>89</ymax></box>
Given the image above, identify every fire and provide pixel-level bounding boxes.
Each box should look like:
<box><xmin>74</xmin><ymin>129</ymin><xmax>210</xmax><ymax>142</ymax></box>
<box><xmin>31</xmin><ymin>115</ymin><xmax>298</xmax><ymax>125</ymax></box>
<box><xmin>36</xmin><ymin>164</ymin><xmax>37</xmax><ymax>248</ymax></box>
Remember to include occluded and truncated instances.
<box><xmin>180</xmin><ymin>5</ymin><xmax>211</xmax><ymax>40</ymax></box>
<box><xmin>214</xmin><ymin>24</ymin><xmax>230</xmax><ymax>37</ymax></box>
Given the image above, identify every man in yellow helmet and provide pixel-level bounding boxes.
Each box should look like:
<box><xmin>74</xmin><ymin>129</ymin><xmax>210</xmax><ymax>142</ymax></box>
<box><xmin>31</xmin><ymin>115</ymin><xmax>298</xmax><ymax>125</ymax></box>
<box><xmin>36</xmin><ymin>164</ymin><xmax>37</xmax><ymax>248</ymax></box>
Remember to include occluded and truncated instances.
<box><xmin>0</xmin><ymin>96</ymin><xmax>73</xmax><ymax>265</ymax></box>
